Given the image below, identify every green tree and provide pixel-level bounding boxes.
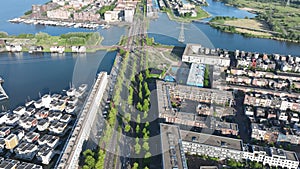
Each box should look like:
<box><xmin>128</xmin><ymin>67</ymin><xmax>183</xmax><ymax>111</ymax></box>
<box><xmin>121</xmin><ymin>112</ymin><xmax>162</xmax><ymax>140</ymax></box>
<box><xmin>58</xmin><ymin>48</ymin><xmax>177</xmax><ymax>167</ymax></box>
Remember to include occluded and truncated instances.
<box><xmin>137</xmin><ymin>102</ymin><xmax>143</xmax><ymax>111</ymax></box>
<box><xmin>85</xmin><ymin>155</ymin><xmax>95</xmax><ymax>168</ymax></box>
<box><xmin>138</xmin><ymin>73</ymin><xmax>143</xmax><ymax>82</ymax></box>
<box><xmin>136</xmin><ymin>124</ymin><xmax>140</xmax><ymax>133</ymax></box>
<box><xmin>143</xmin><ymin>99</ymin><xmax>150</xmax><ymax>111</ymax></box>
<box><xmin>135</xmin><ymin>143</ymin><xmax>141</xmax><ymax>154</ymax></box>
<box><xmin>145</xmin><ymin>152</ymin><xmax>152</xmax><ymax>158</ymax></box>
<box><xmin>125</xmin><ymin>124</ymin><xmax>131</xmax><ymax>132</ymax></box>
<box><xmin>132</xmin><ymin>162</ymin><xmax>139</xmax><ymax>169</ymax></box>
<box><xmin>125</xmin><ymin>113</ymin><xmax>131</xmax><ymax>122</ymax></box>
<box><xmin>83</xmin><ymin>149</ymin><xmax>95</xmax><ymax>157</ymax></box>
<box><xmin>137</xmin><ymin>114</ymin><xmax>141</xmax><ymax>123</ymax></box>
<box><xmin>142</xmin><ymin>142</ymin><xmax>150</xmax><ymax>151</ymax></box>
<box><xmin>83</xmin><ymin>165</ymin><xmax>90</xmax><ymax>169</ymax></box>
<box><xmin>143</xmin><ymin>111</ymin><xmax>148</xmax><ymax>119</ymax></box>
<box><xmin>145</xmin><ymin>121</ymin><xmax>150</xmax><ymax>128</ymax></box>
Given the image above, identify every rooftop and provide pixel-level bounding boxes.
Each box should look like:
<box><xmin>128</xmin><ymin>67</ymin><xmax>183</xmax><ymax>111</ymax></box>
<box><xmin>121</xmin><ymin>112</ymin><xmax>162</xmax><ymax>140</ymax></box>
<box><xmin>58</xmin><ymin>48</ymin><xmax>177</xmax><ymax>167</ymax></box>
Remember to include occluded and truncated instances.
<box><xmin>160</xmin><ymin>123</ymin><xmax>188</xmax><ymax>169</ymax></box>
<box><xmin>180</xmin><ymin>130</ymin><xmax>243</xmax><ymax>151</ymax></box>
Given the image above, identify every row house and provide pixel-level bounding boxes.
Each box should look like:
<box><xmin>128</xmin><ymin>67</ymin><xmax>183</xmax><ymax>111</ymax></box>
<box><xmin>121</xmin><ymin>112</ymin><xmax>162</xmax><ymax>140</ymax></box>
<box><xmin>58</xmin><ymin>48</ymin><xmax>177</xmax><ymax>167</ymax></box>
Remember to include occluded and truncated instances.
<box><xmin>226</xmin><ymin>76</ymin><xmax>252</xmax><ymax>85</ymax></box>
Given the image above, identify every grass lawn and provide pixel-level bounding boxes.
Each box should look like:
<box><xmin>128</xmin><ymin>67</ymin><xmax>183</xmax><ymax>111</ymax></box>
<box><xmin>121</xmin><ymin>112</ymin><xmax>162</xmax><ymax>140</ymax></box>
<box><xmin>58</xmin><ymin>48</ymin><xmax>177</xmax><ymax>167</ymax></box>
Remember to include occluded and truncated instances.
<box><xmin>224</xmin><ymin>19</ymin><xmax>272</xmax><ymax>36</ymax></box>
<box><xmin>163</xmin><ymin>6</ymin><xmax>210</xmax><ymax>22</ymax></box>
<box><xmin>221</xmin><ymin>0</ymin><xmax>300</xmax><ymax>41</ymax></box>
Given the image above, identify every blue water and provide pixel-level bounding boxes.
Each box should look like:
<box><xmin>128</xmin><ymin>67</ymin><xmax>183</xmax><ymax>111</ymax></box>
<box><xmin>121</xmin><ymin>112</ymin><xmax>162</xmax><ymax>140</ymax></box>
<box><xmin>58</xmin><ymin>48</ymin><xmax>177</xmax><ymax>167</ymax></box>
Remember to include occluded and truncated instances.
<box><xmin>148</xmin><ymin>13</ymin><xmax>300</xmax><ymax>56</ymax></box>
<box><xmin>0</xmin><ymin>0</ymin><xmax>126</xmax><ymax>46</ymax></box>
<box><xmin>0</xmin><ymin>0</ymin><xmax>300</xmax><ymax>110</ymax></box>
<box><xmin>0</xmin><ymin>51</ymin><xmax>116</xmax><ymax>109</ymax></box>
<box><xmin>202</xmin><ymin>0</ymin><xmax>256</xmax><ymax>19</ymax></box>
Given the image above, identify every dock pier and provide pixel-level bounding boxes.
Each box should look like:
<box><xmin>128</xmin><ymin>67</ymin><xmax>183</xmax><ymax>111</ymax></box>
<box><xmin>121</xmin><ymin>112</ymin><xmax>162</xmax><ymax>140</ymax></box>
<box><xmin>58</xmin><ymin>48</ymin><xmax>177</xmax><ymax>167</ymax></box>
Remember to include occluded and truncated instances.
<box><xmin>0</xmin><ymin>77</ymin><xmax>8</xmax><ymax>101</ymax></box>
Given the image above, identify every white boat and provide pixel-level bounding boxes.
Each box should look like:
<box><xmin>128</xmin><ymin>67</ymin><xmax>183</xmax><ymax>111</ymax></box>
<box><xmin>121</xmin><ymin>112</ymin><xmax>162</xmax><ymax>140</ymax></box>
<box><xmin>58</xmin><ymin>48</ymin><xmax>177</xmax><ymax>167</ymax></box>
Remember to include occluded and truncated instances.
<box><xmin>65</xmin><ymin>104</ymin><xmax>77</xmax><ymax>114</ymax></box>
<box><xmin>102</xmin><ymin>24</ymin><xmax>110</xmax><ymax>29</ymax></box>
<box><xmin>75</xmin><ymin>84</ymin><xmax>88</xmax><ymax>97</ymax></box>
<box><xmin>42</xmin><ymin>94</ymin><xmax>52</xmax><ymax>108</ymax></box>
<box><xmin>25</xmin><ymin>100</ymin><xmax>35</xmax><ymax>107</ymax></box>
<box><xmin>66</xmin><ymin>88</ymin><xmax>76</xmax><ymax>97</ymax></box>
<box><xmin>34</xmin><ymin>99</ymin><xmax>43</xmax><ymax>109</ymax></box>
<box><xmin>79</xmin><ymin>84</ymin><xmax>87</xmax><ymax>91</ymax></box>
<box><xmin>67</xmin><ymin>96</ymin><xmax>78</xmax><ymax>105</ymax></box>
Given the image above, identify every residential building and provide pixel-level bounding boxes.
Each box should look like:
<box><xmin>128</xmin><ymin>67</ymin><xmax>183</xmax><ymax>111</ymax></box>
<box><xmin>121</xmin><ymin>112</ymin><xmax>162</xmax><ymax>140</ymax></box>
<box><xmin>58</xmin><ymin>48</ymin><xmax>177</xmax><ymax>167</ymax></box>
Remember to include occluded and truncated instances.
<box><xmin>47</xmin><ymin>9</ymin><xmax>70</xmax><ymax>20</ymax></box>
<box><xmin>13</xmin><ymin>106</ymin><xmax>26</xmax><ymax>116</ymax></box>
<box><xmin>16</xmin><ymin>162</ymin><xmax>42</xmax><ymax>169</ymax></box>
<box><xmin>160</xmin><ymin>124</ymin><xmax>188</xmax><ymax>169</ymax></box>
<box><xmin>37</xmin><ymin>119</ymin><xmax>50</xmax><ymax>131</ymax></box>
<box><xmin>38</xmin><ymin>134</ymin><xmax>59</xmax><ymax>148</ymax></box>
<box><xmin>5</xmin><ymin>134</ymin><xmax>19</xmax><ymax>150</ymax></box>
<box><xmin>24</xmin><ymin>131</ymin><xmax>40</xmax><ymax>143</ymax></box>
<box><xmin>36</xmin><ymin>145</ymin><xmax>55</xmax><ymax>164</ymax></box>
<box><xmin>251</xmin><ymin>123</ymin><xmax>266</xmax><ymax>141</ymax></box>
<box><xmin>182</xmin><ymin>44</ymin><xmax>230</xmax><ymax>67</ymax></box>
<box><xmin>161</xmin><ymin>124</ymin><xmax>299</xmax><ymax>169</ymax></box>
<box><xmin>263</xmin><ymin>148</ymin><xmax>298</xmax><ymax>169</ymax></box>
<box><xmin>49</xmin><ymin>121</ymin><xmax>68</xmax><ymax>134</ymax></box>
<box><xmin>73</xmin><ymin>12</ymin><xmax>100</xmax><ymax>22</ymax></box>
<box><xmin>0</xmin><ymin>159</ymin><xmax>19</xmax><ymax>169</ymax></box>
<box><xmin>124</xmin><ymin>8</ymin><xmax>134</xmax><ymax>22</ymax></box>
<box><xmin>104</xmin><ymin>11</ymin><xmax>120</xmax><ymax>22</ymax></box>
<box><xmin>0</xmin><ymin>127</ymin><xmax>10</xmax><ymax>138</ymax></box>
<box><xmin>186</xmin><ymin>63</ymin><xmax>205</xmax><ymax>87</ymax></box>
<box><xmin>15</xmin><ymin>142</ymin><xmax>38</xmax><ymax>160</ymax></box>
<box><xmin>181</xmin><ymin>129</ymin><xmax>244</xmax><ymax>161</ymax></box>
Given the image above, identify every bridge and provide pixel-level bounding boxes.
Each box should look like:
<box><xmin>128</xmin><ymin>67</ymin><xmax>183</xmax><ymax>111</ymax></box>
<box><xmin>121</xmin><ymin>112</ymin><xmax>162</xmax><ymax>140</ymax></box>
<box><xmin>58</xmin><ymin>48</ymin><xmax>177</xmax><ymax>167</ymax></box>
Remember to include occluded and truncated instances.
<box><xmin>55</xmin><ymin>72</ymin><xmax>108</xmax><ymax>169</ymax></box>
<box><xmin>0</xmin><ymin>77</ymin><xmax>8</xmax><ymax>101</ymax></box>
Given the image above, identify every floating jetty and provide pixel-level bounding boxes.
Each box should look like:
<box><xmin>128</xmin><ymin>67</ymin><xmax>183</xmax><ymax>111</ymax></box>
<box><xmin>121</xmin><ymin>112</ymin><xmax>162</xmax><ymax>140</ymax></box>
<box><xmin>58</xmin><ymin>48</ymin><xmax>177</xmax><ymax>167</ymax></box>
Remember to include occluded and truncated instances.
<box><xmin>0</xmin><ymin>77</ymin><xmax>9</xmax><ymax>101</ymax></box>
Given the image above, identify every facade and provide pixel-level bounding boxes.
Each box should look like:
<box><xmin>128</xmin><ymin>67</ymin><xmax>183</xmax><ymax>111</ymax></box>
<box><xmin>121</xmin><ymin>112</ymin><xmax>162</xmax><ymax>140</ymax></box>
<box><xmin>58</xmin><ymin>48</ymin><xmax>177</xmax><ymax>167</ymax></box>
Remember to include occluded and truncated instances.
<box><xmin>47</xmin><ymin>9</ymin><xmax>70</xmax><ymax>20</ymax></box>
<box><xmin>161</xmin><ymin>124</ymin><xmax>300</xmax><ymax>169</ymax></box>
<box><xmin>124</xmin><ymin>8</ymin><xmax>134</xmax><ymax>22</ymax></box>
<box><xmin>182</xmin><ymin>44</ymin><xmax>230</xmax><ymax>67</ymax></box>
<box><xmin>244</xmin><ymin>145</ymin><xmax>299</xmax><ymax>169</ymax></box>
<box><xmin>181</xmin><ymin>130</ymin><xmax>244</xmax><ymax>161</ymax></box>
<box><xmin>4</xmin><ymin>134</ymin><xmax>18</xmax><ymax>150</ymax></box>
<box><xmin>74</xmin><ymin>12</ymin><xmax>100</xmax><ymax>22</ymax></box>
<box><xmin>104</xmin><ymin>11</ymin><xmax>120</xmax><ymax>22</ymax></box>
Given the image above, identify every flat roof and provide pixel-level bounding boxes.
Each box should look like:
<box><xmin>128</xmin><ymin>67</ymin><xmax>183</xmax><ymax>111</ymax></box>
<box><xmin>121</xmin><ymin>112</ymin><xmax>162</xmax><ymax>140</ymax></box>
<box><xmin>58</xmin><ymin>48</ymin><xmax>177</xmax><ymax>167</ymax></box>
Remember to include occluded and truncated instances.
<box><xmin>180</xmin><ymin>130</ymin><xmax>243</xmax><ymax>151</ymax></box>
<box><xmin>160</xmin><ymin>123</ymin><xmax>188</xmax><ymax>169</ymax></box>
<box><xmin>186</xmin><ymin>63</ymin><xmax>205</xmax><ymax>87</ymax></box>
<box><xmin>183</xmin><ymin>44</ymin><xmax>229</xmax><ymax>60</ymax></box>
<box><xmin>285</xmin><ymin>151</ymin><xmax>298</xmax><ymax>161</ymax></box>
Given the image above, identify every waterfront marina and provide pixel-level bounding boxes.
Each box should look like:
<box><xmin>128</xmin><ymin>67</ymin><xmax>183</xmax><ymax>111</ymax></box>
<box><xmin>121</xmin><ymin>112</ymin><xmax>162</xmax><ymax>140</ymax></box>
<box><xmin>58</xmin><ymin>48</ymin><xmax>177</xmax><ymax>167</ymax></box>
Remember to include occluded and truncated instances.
<box><xmin>0</xmin><ymin>84</ymin><xmax>88</xmax><ymax>168</ymax></box>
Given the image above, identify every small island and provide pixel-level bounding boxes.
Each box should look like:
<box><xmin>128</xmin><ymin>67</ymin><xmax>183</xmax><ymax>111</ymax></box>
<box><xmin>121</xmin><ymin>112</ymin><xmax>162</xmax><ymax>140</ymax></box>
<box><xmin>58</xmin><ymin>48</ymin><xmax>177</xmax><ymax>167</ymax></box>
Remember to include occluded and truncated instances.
<box><xmin>0</xmin><ymin>32</ymin><xmax>103</xmax><ymax>53</ymax></box>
